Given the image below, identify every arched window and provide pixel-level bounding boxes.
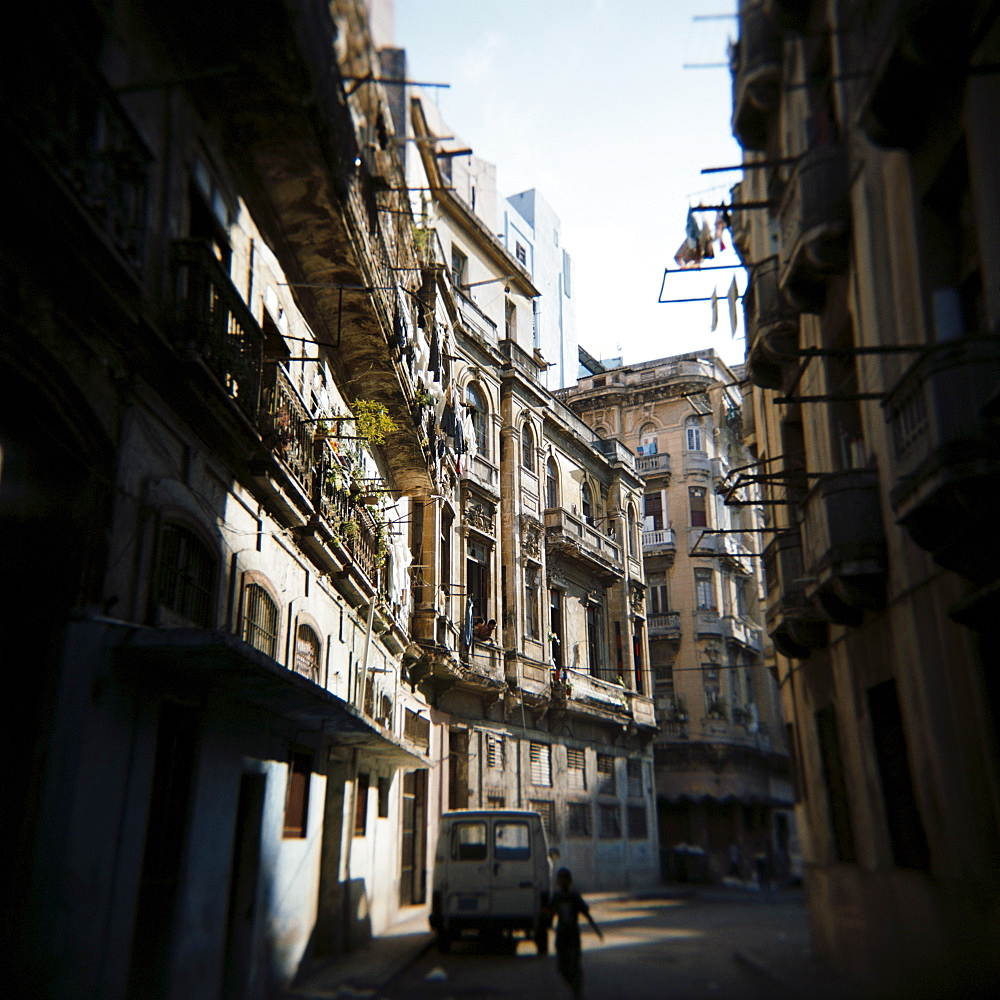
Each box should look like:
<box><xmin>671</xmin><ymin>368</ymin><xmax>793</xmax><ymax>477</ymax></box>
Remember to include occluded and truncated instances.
<box><xmin>467</xmin><ymin>383</ymin><xmax>489</xmax><ymax>458</ymax></box>
<box><xmin>581</xmin><ymin>481</ymin><xmax>593</xmax><ymax>525</ymax></box>
<box><xmin>545</xmin><ymin>457</ymin><xmax>559</xmax><ymax>509</ymax></box>
<box><xmin>685</xmin><ymin>416</ymin><xmax>704</xmax><ymax>452</ymax></box>
<box><xmin>244</xmin><ymin>582</ymin><xmax>279</xmax><ymax>658</ymax></box>
<box><xmin>294</xmin><ymin>624</ymin><xmax>321</xmax><ymax>682</ymax></box>
<box><xmin>521</xmin><ymin>423</ymin><xmax>535</xmax><ymax>472</ymax></box>
<box><xmin>157</xmin><ymin>523</ymin><xmax>216</xmax><ymax>628</ymax></box>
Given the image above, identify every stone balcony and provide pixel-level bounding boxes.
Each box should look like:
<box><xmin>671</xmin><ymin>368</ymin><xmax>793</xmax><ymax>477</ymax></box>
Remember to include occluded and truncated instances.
<box><xmin>642</xmin><ymin>528</ymin><xmax>677</xmax><ymax>558</ymax></box>
<box><xmin>648</xmin><ymin>611</ymin><xmax>682</xmax><ymax>640</ymax></box>
<box><xmin>637</xmin><ymin>452</ymin><xmax>671</xmax><ymax>480</ymax></box>
<box><xmin>745</xmin><ymin>255</ymin><xmax>800</xmax><ymax>390</ymax></box>
<box><xmin>883</xmin><ymin>337</ymin><xmax>1000</xmax><ymax>583</ymax></box>
<box><xmin>777</xmin><ymin>145</ymin><xmax>851</xmax><ymax>313</ymax></box>
<box><xmin>802</xmin><ymin>469</ymin><xmax>887</xmax><ymax>625</ymax></box>
<box><xmin>764</xmin><ymin>529</ymin><xmax>828</xmax><ymax>659</ymax></box>
<box><xmin>544</xmin><ymin>508</ymin><xmax>624</xmax><ymax>583</ymax></box>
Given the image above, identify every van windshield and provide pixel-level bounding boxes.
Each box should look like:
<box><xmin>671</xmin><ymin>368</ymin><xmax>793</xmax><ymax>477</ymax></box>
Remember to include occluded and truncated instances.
<box><xmin>494</xmin><ymin>820</ymin><xmax>530</xmax><ymax>861</ymax></box>
<box><xmin>451</xmin><ymin>821</ymin><xmax>487</xmax><ymax>861</ymax></box>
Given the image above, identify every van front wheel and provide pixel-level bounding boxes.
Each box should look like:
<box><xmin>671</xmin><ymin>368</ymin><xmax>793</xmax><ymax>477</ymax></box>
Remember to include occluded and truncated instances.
<box><xmin>534</xmin><ymin>926</ymin><xmax>548</xmax><ymax>955</ymax></box>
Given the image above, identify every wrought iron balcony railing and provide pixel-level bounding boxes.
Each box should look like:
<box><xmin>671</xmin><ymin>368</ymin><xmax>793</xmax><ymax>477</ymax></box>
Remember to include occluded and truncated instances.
<box><xmin>170</xmin><ymin>239</ymin><xmax>264</xmax><ymax>424</ymax></box>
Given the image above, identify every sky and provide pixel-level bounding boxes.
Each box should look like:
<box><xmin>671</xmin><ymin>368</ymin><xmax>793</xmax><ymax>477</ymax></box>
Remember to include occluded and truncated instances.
<box><xmin>392</xmin><ymin>0</ymin><xmax>747</xmax><ymax>372</ymax></box>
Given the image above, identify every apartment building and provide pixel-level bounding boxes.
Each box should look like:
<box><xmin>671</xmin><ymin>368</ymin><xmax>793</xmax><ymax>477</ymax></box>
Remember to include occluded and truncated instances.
<box><xmin>3</xmin><ymin>2</ymin><xmax>444</xmax><ymax>996</ymax></box>
<box><xmin>400</xmin><ymin>93</ymin><xmax>661</xmax><ymax>890</ymax></box>
<box><xmin>729</xmin><ymin>0</ymin><xmax>1000</xmax><ymax>992</ymax></box>
<box><xmin>561</xmin><ymin>352</ymin><xmax>793</xmax><ymax>882</ymax></box>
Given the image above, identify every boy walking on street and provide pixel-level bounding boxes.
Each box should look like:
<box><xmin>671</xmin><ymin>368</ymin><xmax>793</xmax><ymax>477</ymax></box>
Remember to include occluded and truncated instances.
<box><xmin>551</xmin><ymin>867</ymin><xmax>603</xmax><ymax>999</ymax></box>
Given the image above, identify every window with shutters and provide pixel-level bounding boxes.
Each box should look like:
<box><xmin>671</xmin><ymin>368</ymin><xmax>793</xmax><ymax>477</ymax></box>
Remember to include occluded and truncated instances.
<box><xmin>627</xmin><ymin>805</ymin><xmax>648</xmax><ymax>840</ymax></box>
<box><xmin>566</xmin><ymin>748</ymin><xmax>587</xmax><ymax>790</ymax></box>
<box><xmin>294</xmin><ymin>624</ymin><xmax>321</xmax><ymax>682</ymax></box>
<box><xmin>529</xmin><ymin>742</ymin><xmax>552</xmax><ymax>787</ymax></box>
<box><xmin>354</xmin><ymin>772</ymin><xmax>370</xmax><ymax>837</ymax></box>
<box><xmin>695</xmin><ymin>569</ymin><xmax>715</xmax><ymax>610</ymax></box>
<box><xmin>689</xmin><ymin>487</ymin><xmax>708</xmax><ymax>527</ymax></box>
<box><xmin>243</xmin><ymin>582</ymin><xmax>279</xmax><ymax>658</ymax></box>
<box><xmin>545</xmin><ymin>458</ymin><xmax>559</xmax><ymax>509</ymax></box>
<box><xmin>598</xmin><ymin>803</ymin><xmax>622</xmax><ymax>839</ymax></box>
<box><xmin>643</xmin><ymin>491</ymin><xmax>664</xmax><ymax>531</ymax></box>
<box><xmin>567</xmin><ymin>802</ymin><xmax>592</xmax><ymax>837</ymax></box>
<box><xmin>685</xmin><ymin>416</ymin><xmax>704</xmax><ymax>452</ymax></box>
<box><xmin>485</xmin><ymin>732</ymin><xmax>505</xmax><ymax>770</ymax></box>
<box><xmin>529</xmin><ymin>800</ymin><xmax>555</xmax><ymax>840</ymax></box>
<box><xmin>596</xmin><ymin>753</ymin><xmax>616</xmax><ymax>795</ymax></box>
<box><xmin>157</xmin><ymin>523</ymin><xmax>216</xmax><ymax>627</ymax></box>
<box><xmin>404</xmin><ymin>708</ymin><xmax>430</xmax><ymax>746</ymax></box>
<box><xmin>283</xmin><ymin>750</ymin><xmax>312</xmax><ymax>838</ymax></box>
<box><xmin>521</xmin><ymin>423</ymin><xmax>535</xmax><ymax>471</ymax></box>
<box><xmin>627</xmin><ymin>759</ymin><xmax>644</xmax><ymax>798</ymax></box>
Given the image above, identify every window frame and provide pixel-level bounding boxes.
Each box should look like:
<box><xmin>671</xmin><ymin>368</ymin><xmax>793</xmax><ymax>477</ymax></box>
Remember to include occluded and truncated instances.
<box><xmin>243</xmin><ymin>579</ymin><xmax>280</xmax><ymax>659</ymax></box>
<box><xmin>155</xmin><ymin>521</ymin><xmax>217</xmax><ymax>628</ymax></box>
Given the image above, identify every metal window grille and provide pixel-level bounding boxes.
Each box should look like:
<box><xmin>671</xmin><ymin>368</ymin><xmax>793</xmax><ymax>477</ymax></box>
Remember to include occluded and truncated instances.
<box><xmin>244</xmin><ymin>583</ymin><xmax>278</xmax><ymax>658</ymax></box>
<box><xmin>294</xmin><ymin>624</ymin><xmax>321</xmax><ymax>682</ymax></box>
<box><xmin>486</xmin><ymin>732</ymin><xmax>505</xmax><ymax>769</ymax></box>
<box><xmin>529</xmin><ymin>742</ymin><xmax>551</xmax><ymax>787</ymax></box>
<box><xmin>596</xmin><ymin>753</ymin><xmax>616</xmax><ymax>795</ymax></box>
<box><xmin>566</xmin><ymin>748</ymin><xmax>587</xmax><ymax>790</ymax></box>
<box><xmin>158</xmin><ymin>524</ymin><xmax>215</xmax><ymax>627</ymax></box>
<box><xmin>598</xmin><ymin>803</ymin><xmax>622</xmax><ymax>839</ymax></box>
<box><xmin>530</xmin><ymin>799</ymin><xmax>555</xmax><ymax>839</ymax></box>
<box><xmin>567</xmin><ymin>802</ymin><xmax>591</xmax><ymax>837</ymax></box>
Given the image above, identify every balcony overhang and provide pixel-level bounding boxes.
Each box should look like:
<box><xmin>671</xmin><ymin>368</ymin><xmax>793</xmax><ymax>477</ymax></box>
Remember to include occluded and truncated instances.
<box><xmin>147</xmin><ymin>0</ymin><xmax>433</xmax><ymax>495</ymax></box>
<box><xmin>117</xmin><ymin>626</ymin><xmax>425</xmax><ymax>765</ymax></box>
<box><xmin>731</xmin><ymin>2</ymin><xmax>782</xmax><ymax>152</ymax></box>
<box><xmin>777</xmin><ymin>146</ymin><xmax>851</xmax><ymax>314</ymax></box>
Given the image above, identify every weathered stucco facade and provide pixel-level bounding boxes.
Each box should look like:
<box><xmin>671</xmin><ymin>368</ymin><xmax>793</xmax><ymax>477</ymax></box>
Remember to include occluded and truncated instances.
<box><xmin>729</xmin><ymin>0</ymin><xmax>1000</xmax><ymax>993</ymax></box>
<box><xmin>561</xmin><ymin>352</ymin><xmax>793</xmax><ymax>882</ymax></box>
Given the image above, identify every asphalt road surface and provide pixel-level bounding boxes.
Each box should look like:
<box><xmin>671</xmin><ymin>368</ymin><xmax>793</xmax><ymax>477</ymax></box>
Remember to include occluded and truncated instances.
<box><xmin>381</xmin><ymin>887</ymin><xmax>851</xmax><ymax>1000</ymax></box>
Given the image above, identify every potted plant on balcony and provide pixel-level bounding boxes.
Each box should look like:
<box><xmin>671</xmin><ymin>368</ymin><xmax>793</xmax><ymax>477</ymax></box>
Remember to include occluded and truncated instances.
<box><xmin>352</xmin><ymin>399</ymin><xmax>396</xmax><ymax>445</ymax></box>
<box><xmin>707</xmin><ymin>697</ymin><xmax>728</xmax><ymax>720</ymax></box>
<box><xmin>671</xmin><ymin>697</ymin><xmax>688</xmax><ymax>722</ymax></box>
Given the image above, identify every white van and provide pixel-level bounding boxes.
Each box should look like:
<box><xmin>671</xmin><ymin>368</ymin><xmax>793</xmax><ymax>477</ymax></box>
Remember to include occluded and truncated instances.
<box><xmin>430</xmin><ymin>809</ymin><xmax>553</xmax><ymax>953</ymax></box>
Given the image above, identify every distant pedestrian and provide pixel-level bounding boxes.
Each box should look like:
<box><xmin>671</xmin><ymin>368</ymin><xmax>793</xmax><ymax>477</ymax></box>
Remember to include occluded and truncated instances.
<box><xmin>551</xmin><ymin>867</ymin><xmax>602</xmax><ymax>999</ymax></box>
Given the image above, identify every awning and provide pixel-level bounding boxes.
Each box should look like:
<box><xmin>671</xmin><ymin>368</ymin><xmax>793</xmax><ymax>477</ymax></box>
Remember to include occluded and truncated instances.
<box><xmin>116</xmin><ymin>625</ymin><xmax>426</xmax><ymax>767</ymax></box>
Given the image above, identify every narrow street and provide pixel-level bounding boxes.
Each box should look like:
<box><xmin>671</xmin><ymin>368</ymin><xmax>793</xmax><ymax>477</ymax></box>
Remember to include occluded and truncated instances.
<box><xmin>382</xmin><ymin>887</ymin><xmax>851</xmax><ymax>1000</ymax></box>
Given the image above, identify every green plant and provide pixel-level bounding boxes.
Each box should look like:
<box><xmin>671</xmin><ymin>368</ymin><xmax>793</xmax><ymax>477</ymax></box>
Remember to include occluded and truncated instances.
<box><xmin>352</xmin><ymin>399</ymin><xmax>396</xmax><ymax>445</ymax></box>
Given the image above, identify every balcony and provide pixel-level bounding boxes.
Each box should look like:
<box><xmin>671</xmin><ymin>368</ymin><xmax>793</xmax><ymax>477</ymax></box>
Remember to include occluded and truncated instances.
<box><xmin>883</xmin><ymin>337</ymin><xmax>1000</xmax><ymax>581</ymax></box>
<box><xmin>455</xmin><ymin>288</ymin><xmax>499</xmax><ymax>347</ymax></box>
<box><xmin>802</xmin><ymin>469</ymin><xmax>887</xmax><ymax>624</ymax></box>
<box><xmin>170</xmin><ymin>239</ymin><xmax>264</xmax><ymax>425</ymax></box>
<box><xmin>637</xmin><ymin>452</ymin><xmax>671</xmax><ymax>480</ymax></box>
<box><xmin>648</xmin><ymin>611</ymin><xmax>682</xmax><ymax>640</ymax></box>
<box><xmin>764</xmin><ymin>529</ymin><xmax>828</xmax><ymax>658</ymax></box>
<box><xmin>777</xmin><ymin>145</ymin><xmax>851</xmax><ymax>313</ymax></box>
<box><xmin>591</xmin><ymin>437</ymin><xmax>640</xmax><ymax>473</ymax></box>
<box><xmin>259</xmin><ymin>364</ymin><xmax>314</xmax><ymax>499</ymax></box>
<box><xmin>314</xmin><ymin>471</ymin><xmax>384</xmax><ymax>592</ymax></box>
<box><xmin>629</xmin><ymin>691</ymin><xmax>658</xmax><ymax>730</ymax></box>
<box><xmin>731</xmin><ymin>0</ymin><xmax>782</xmax><ymax>151</ymax></box>
<box><xmin>642</xmin><ymin>528</ymin><xmax>677</xmax><ymax>558</ymax></box>
<box><xmin>15</xmin><ymin>34</ymin><xmax>151</xmax><ymax>274</ymax></box>
<box><xmin>720</xmin><ymin>616</ymin><xmax>763</xmax><ymax>652</ymax></box>
<box><xmin>553</xmin><ymin>668</ymin><xmax>630</xmax><ymax>719</ymax></box>
<box><xmin>684</xmin><ymin>451</ymin><xmax>713</xmax><ymax>476</ymax></box>
<box><xmin>463</xmin><ymin>643</ymin><xmax>505</xmax><ymax>690</ymax></box>
<box><xmin>544</xmin><ymin>508</ymin><xmax>624</xmax><ymax>582</ymax></box>
<box><xmin>745</xmin><ymin>256</ymin><xmax>800</xmax><ymax>389</ymax></box>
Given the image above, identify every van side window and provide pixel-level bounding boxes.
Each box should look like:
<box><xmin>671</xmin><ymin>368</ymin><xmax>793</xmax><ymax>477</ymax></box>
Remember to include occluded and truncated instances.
<box><xmin>451</xmin><ymin>821</ymin><xmax>487</xmax><ymax>861</ymax></box>
<box><xmin>494</xmin><ymin>821</ymin><xmax>531</xmax><ymax>861</ymax></box>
